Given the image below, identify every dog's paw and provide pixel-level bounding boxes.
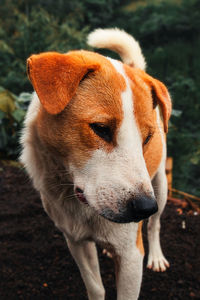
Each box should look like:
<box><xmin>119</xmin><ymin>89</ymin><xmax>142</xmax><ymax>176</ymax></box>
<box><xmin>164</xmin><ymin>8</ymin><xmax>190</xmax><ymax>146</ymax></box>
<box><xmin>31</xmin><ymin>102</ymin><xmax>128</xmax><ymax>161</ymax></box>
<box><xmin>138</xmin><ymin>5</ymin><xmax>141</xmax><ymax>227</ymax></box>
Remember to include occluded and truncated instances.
<box><xmin>102</xmin><ymin>248</ymin><xmax>113</xmax><ymax>258</ymax></box>
<box><xmin>147</xmin><ymin>253</ymin><xmax>169</xmax><ymax>272</ymax></box>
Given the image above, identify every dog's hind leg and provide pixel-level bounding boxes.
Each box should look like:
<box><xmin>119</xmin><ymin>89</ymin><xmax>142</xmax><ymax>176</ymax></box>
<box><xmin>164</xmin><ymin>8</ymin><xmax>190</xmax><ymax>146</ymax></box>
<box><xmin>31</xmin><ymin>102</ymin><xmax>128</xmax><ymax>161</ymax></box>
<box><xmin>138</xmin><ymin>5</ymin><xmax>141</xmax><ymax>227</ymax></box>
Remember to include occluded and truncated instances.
<box><xmin>147</xmin><ymin>161</ymin><xmax>170</xmax><ymax>272</ymax></box>
<box><xmin>65</xmin><ymin>238</ymin><xmax>105</xmax><ymax>300</ymax></box>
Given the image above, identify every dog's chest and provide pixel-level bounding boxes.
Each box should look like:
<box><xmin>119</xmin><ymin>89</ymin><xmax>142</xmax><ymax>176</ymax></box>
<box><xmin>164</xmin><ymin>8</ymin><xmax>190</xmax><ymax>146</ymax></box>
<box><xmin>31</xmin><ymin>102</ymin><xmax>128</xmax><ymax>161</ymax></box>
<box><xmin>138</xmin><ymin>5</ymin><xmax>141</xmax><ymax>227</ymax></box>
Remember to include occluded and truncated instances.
<box><xmin>42</xmin><ymin>190</ymin><xmax>138</xmax><ymax>249</ymax></box>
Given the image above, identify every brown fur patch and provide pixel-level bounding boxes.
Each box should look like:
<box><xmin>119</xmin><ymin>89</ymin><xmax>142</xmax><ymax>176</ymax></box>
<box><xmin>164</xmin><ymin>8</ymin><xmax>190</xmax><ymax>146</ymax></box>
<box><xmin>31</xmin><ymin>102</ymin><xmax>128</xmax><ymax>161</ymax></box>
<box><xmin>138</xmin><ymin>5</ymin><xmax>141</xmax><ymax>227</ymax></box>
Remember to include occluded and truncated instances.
<box><xmin>124</xmin><ymin>65</ymin><xmax>171</xmax><ymax>177</ymax></box>
<box><xmin>125</xmin><ymin>67</ymin><xmax>171</xmax><ymax>132</ymax></box>
<box><xmin>136</xmin><ymin>221</ymin><xmax>144</xmax><ymax>255</ymax></box>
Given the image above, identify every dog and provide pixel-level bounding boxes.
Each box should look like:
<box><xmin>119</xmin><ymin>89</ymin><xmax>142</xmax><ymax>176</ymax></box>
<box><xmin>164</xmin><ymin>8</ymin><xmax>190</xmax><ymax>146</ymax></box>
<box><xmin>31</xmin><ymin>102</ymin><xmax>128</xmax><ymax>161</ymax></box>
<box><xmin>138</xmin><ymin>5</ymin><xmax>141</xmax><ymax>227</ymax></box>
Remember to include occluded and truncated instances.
<box><xmin>20</xmin><ymin>28</ymin><xmax>171</xmax><ymax>300</ymax></box>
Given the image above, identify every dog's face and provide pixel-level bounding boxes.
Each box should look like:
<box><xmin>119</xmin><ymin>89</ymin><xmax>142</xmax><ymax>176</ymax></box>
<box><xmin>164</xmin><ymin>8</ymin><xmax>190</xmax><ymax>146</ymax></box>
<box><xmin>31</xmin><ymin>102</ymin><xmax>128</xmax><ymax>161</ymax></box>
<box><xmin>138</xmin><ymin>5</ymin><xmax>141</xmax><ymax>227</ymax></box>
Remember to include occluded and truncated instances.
<box><xmin>27</xmin><ymin>50</ymin><xmax>171</xmax><ymax>223</ymax></box>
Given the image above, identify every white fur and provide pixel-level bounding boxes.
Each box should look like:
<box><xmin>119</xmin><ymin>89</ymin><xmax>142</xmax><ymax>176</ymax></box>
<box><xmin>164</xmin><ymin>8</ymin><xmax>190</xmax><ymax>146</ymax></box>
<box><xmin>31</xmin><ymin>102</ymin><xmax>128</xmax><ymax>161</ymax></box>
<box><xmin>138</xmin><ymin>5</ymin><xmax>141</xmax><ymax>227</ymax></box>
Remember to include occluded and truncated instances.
<box><xmin>147</xmin><ymin>107</ymin><xmax>169</xmax><ymax>272</ymax></box>
<box><xmin>108</xmin><ymin>57</ymin><xmax>152</xmax><ymax>188</ymax></box>
<box><xmin>87</xmin><ymin>28</ymin><xmax>146</xmax><ymax>70</ymax></box>
<box><xmin>20</xmin><ymin>93</ymin><xmax>45</xmax><ymax>191</ymax></box>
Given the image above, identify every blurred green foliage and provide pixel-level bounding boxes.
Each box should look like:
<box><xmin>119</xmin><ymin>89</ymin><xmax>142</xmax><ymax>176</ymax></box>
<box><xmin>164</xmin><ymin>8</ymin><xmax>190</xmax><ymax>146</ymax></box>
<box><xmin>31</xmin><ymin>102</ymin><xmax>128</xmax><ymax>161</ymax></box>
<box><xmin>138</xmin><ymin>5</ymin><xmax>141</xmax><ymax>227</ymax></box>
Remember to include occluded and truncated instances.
<box><xmin>0</xmin><ymin>0</ymin><xmax>199</xmax><ymax>195</ymax></box>
<box><xmin>0</xmin><ymin>87</ymin><xmax>31</xmax><ymax>157</ymax></box>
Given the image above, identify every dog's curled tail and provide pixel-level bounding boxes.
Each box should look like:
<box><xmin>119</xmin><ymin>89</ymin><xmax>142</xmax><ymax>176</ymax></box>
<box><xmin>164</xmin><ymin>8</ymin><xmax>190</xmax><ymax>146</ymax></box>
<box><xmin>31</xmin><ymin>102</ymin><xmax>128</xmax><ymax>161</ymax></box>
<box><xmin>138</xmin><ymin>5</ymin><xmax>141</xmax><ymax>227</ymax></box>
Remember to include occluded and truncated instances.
<box><xmin>87</xmin><ymin>28</ymin><xmax>146</xmax><ymax>70</ymax></box>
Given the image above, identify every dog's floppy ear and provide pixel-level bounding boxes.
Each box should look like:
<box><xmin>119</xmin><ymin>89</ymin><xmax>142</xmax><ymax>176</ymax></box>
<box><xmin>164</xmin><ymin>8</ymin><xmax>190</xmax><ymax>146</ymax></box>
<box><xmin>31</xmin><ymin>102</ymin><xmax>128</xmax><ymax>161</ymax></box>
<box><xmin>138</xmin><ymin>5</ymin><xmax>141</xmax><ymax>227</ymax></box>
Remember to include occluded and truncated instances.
<box><xmin>27</xmin><ymin>52</ymin><xmax>100</xmax><ymax>114</ymax></box>
<box><xmin>149</xmin><ymin>77</ymin><xmax>172</xmax><ymax>133</ymax></box>
<box><xmin>137</xmin><ymin>69</ymin><xmax>172</xmax><ymax>133</ymax></box>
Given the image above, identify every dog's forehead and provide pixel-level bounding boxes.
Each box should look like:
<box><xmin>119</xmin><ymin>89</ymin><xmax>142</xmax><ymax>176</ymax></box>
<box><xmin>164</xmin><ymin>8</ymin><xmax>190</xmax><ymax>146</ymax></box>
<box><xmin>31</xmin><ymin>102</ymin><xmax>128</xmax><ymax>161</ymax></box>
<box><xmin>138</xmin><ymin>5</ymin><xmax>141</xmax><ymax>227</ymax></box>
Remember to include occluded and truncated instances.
<box><xmin>77</xmin><ymin>52</ymin><xmax>153</xmax><ymax>123</ymax></box>
<box><xmin>72</xmin><ymin>54</ymin><xmax>126</xmax><ymax>122</ymax></box>
<box><xmin>60</xmin><ymin>50</ymin><xmax>153</xmax><ymax>126</ymax></box>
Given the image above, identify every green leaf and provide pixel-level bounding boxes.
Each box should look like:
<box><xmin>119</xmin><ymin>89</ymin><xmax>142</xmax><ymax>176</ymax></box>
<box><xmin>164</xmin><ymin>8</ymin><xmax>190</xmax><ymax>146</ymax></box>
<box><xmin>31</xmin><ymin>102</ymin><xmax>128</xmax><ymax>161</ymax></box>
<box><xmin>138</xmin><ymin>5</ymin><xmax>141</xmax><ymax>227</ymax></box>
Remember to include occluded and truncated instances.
<box><xmin>190</xmin><ymin>156</ymin><xmax>200</xmax><ymax>165</ymax></box>
<box><xmin>18</xmin><ymin>92</ymin><xmax>32</xmax><ymax>103</ymax></box>
<box><xmin>0</xmin><ymin>40</ymin><xmax>14</xmax><ymax>54</ymax></box>
<box><xmin>0</xmin><ymin>90</ymin><xmax>16</xmax><ymax>114</ymax></box>
<box><xmin>171</xmin><ymin>109</ymin><xmax>182</xmax><ymax>117</ymax></box>
<box><xmin>11</xmin><ymin>109</ymin><xmax>26</xmax><ymax>123</ymax></box>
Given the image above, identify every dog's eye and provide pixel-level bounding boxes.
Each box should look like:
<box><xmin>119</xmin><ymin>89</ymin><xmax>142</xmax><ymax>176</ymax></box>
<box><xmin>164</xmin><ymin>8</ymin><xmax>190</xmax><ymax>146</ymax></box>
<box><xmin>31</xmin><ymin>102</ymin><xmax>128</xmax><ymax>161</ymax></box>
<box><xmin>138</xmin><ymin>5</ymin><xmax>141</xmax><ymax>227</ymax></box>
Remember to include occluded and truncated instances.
<box><xmin>144</xmin><ymin>133</ymin><xmax>153</xmax><ymax>145</ymax></box>
<box><xmin>89</xmin><ymin>123</ymin><xmax>112</xmax><ymax>143</ymax></box>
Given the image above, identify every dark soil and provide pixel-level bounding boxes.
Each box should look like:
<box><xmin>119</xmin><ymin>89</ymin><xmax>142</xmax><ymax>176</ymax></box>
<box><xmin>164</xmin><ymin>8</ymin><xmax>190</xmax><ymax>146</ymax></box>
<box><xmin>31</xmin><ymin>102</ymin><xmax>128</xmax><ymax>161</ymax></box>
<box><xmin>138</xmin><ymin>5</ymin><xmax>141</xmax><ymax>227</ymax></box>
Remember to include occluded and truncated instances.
<box><xmin>0</xmin><ymin>162</ymin><xmax>200</xmax><ymax>300</ymax></box>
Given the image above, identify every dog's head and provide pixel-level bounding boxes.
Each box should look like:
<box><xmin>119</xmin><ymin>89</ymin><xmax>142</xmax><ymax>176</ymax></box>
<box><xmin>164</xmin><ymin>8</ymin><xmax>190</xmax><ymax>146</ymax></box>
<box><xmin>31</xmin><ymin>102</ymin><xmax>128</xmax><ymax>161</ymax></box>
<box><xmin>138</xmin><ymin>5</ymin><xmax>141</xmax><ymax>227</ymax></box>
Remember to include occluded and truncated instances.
<box><xmin>27</xmin><ymin>32</ymin><xmax>171</xmax><ymax>223</ymax></box>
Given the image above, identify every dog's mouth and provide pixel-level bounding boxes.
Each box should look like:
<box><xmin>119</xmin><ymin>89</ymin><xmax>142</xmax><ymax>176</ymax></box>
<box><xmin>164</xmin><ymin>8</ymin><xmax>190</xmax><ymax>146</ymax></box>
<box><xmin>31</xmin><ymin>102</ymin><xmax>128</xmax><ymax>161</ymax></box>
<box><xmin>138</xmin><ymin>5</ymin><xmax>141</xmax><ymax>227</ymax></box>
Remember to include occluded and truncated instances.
<box><xmin>75</xmin><ymin>187</ymin><xmax>88</xmax><ymax>204</ymax></box>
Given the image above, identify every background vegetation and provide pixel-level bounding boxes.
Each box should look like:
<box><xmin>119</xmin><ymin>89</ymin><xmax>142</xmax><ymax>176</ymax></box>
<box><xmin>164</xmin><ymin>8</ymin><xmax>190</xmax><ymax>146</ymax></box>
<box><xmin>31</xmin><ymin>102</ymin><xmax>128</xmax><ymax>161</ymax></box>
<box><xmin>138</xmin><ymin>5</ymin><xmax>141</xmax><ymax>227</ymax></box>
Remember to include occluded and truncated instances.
<box><xmin>0</xmin><ymin>0</ymin><xmax>200</xmax><ymax>195</ymax></box>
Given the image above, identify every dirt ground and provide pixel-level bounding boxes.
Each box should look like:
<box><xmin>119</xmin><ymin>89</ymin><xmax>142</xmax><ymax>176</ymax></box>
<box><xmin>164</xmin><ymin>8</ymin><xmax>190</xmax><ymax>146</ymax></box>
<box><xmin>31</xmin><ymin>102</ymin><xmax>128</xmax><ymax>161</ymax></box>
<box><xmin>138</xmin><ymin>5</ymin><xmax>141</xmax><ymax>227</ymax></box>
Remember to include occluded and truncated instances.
<box><xmin>0</xmin><ymin>161</ymin><xmax>200</xmax><ymax>300</ymax></box>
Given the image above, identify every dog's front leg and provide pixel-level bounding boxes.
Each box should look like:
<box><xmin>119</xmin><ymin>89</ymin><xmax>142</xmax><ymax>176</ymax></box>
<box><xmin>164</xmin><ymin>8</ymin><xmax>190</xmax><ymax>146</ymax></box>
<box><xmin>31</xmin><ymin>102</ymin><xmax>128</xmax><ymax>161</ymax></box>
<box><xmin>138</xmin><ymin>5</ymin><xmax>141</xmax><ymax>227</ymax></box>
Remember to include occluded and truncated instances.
<box><xmin>114</xmin><ymin>248</ymin><xmax>143</xmax><ymax>300</ymax></box>
<box><xmin>65</xmin><ymin>237</ymin><xmax>105</xmax><ymax>300</ymax></box>
<box><xmin>147</xmin><ymin>161</ymin><xmax>170</xmax><ymax>272</ymax></box>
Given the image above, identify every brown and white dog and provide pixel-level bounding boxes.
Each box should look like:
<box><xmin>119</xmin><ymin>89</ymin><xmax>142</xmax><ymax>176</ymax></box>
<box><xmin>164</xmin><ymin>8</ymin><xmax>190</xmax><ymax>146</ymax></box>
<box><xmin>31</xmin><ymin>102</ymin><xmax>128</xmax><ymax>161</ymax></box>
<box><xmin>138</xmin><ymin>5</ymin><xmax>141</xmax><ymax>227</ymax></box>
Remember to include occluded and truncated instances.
<box><xmin>20</xmin><ymin>28</ymin><xmax>171</xmax><ymax>300</ymax></box>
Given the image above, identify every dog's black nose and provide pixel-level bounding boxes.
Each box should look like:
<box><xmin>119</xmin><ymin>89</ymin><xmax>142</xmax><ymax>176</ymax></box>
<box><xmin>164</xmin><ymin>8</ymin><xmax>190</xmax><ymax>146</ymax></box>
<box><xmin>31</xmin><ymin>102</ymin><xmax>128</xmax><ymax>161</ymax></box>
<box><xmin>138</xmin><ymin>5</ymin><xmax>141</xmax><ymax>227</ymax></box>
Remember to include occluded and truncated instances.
<box><xmin>128</xmin><ymin>196</ymin><xmax>158</xmax><ymax>221</ymax></box>
<box><xmin>100</xmin><ymin>195</ymin><xmax>158</xmax><ymax>223</ymax></box>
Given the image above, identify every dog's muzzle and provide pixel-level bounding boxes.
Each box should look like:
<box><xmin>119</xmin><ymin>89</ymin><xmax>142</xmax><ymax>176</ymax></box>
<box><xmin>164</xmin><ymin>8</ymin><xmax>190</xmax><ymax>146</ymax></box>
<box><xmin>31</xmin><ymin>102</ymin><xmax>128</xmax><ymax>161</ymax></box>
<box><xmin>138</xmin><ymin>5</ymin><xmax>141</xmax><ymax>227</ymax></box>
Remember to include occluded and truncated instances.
<box><xmin>75</xmin><ymin>187</ymin><xmax>158</xmax><ymax>223</ymax></box>
<box><xmin>100</xmin><ymin>195</ymin><xmax>158</xmax><ymax>223</ymax></box>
